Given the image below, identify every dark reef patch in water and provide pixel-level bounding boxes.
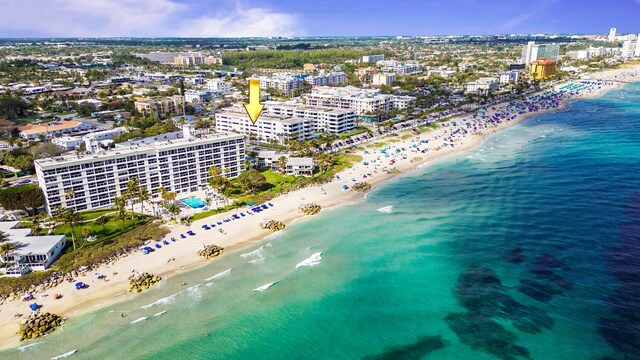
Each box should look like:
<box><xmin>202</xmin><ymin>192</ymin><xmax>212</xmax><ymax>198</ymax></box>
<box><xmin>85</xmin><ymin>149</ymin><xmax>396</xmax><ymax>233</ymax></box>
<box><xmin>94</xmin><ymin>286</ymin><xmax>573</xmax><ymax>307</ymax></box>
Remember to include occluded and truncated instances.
<box><xmin>518</xmin><ymin>254</ymin><xmax>571</xmax><ymax>303</ymax></box>
<box><xmin>599</xmin><ymin>192</ymin><xmax>640</xmax><ymax>358</ymax></box>
<box><xmin>445</xmin><ymin>312</ymin><xmax>531</xmax><ymax>360</ymax></box>
<box><xmin>446</xmin><ymin>265</ymin><xmax>554</xmax><ymax>359</ymax></box>
<box><xmin>361</xmin><ymin>335</ymin><xmax>446</xmax><ymax>360</ymax></box>
<box><xmin>505</xmin><ymin>247</ymin><xmax>525</xmax><ymax>264</ymax></box>
<box><xmin>452</xmin><ymin>265</ymin><xmax>553</xmax><ymax>333</ymax></box>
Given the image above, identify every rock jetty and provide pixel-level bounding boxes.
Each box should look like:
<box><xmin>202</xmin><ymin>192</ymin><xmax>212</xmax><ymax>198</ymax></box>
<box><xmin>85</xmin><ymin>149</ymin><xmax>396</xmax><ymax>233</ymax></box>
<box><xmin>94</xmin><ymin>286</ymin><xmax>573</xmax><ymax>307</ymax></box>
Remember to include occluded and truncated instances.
<box><xmin>298</xmin><ymin>203</ymin><xmax>321</xmax><ymax>215</ymax></box>
<box><xmin>197</xmin><ymin>244</ymin><xmax>224</xmax><ymax>259</ymax></box>
<box><xmin>128</xmin><ymin>272</ymin><xmax>161</xmax><ymax>293</ymax></box>
<box><xmin>260</xmin><ymin>219</ymin><xmax>286</xmax><ymax>232</ymax></box>
<box><xmin>352</xmin><ymin>182</ymin><xmax>372</xmax><ymax>192</ymax></box>
<box><xmin>18</xmin><ymin>312</ymin><xmax>64</xmax><ymax>341</ymax></box>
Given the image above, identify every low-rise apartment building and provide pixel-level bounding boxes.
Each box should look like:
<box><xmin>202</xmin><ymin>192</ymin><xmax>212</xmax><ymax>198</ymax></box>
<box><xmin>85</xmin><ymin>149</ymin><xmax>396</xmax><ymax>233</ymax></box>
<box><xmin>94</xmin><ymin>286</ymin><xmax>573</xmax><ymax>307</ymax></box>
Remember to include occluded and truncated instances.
<box><xmin>0</xmin><ymin>221</ymin><xmax>66</xmax><ymax>277</ymax></box>
<box><xmin>304</xmin><ymin>86</ymin><xmax>413</xmax><ymax>115</ymax></box>
<box><xmin>207</xmin><ymin>79</ymin><xmax>231</xmax><ymax>94</ymax></box>
<box><xmin>253</xmin><ymin>73</ymin><xmax>304</xmax><ymax>96</ymax></box>
<box><xmin>35</xmin><ymin>127</ymin><xmax>245</xmax><ymax>214</ymax></box>
<box><xmin>465</xmin><ymin>77</ymin><xmax>499</xmax><ymax>95</ymax></box>
<box><xmin>499</xmin><ymin>70</ymin><xmax>520</xmax><ymax>84</ymax></box>
<box><xmin>134</xmin><ymin>96</ymin><xmax>184</xmax><ymax>118</ymax></box>
<box><xmin>19</xmin><ymin>120</ymin><xmax>94</xmax><ymax>140</ymax></box>
<box><xmin>215</xmin><ymin>110</ymin><xmax>313</xmax><ymax>144</ymax></box>
<box><xmin>372</xmin><ymin>73</ymin><xmax>397</xmax><ymax>86</ymax></box>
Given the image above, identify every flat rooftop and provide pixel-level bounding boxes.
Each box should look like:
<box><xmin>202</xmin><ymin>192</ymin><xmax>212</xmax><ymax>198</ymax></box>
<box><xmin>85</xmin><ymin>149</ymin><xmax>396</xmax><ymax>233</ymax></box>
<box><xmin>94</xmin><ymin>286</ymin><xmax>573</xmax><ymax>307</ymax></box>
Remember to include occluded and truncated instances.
<box><xmin>0</xmin><ymin>221</ymin><xmax>65</xmax><ymax>256</ymax></box>
<box><xmin>35</xmin><ymin>132</ymin><xmax>244</xmax><ymax>168</ymax></box>
<box><xmin>217</xmin><ymin>111</ymin><xmax>308</xmax><ymax>125</ymax></box>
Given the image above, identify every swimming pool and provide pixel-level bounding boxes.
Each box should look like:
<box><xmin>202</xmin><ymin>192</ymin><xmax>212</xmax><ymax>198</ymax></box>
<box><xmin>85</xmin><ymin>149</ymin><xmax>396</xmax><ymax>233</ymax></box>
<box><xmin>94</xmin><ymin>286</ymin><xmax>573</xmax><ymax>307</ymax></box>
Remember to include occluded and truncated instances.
<box><xmin>181</xmin><ymin>196</ymin><xmax>207</xmax><ymax>208</ymax></box>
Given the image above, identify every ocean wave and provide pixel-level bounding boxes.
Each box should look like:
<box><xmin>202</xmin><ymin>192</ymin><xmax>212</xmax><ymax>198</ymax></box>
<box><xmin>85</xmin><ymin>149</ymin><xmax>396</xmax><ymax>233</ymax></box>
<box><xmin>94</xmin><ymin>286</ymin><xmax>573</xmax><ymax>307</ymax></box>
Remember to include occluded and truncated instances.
<box><xmin>377</xmin><ymin>205</ymin><xmax>394</xmax><ymax>213</ymax></box>
<box><xmin>241</xmin><ymin>246</ymin><xmax>264</xmax><ymax>258</ymax></box>
<box><xmin>253</xmin><ymin>282</ymin><xmax>276</xmax><ymax>292</ymax></box>
<box><xmin>130</xmin><ymin>316</ymin><xmax>148</xmax><ymax>324</ymax></box>
<box><xmin>296</xmin><ymin>252</ymin><xmax>323</xmax><ymax>268</ymax></box>
<box><xmin>185</xmin><ymin>284</ymin><xmax>203</xmax><ymax>299</ymax></box>
<box><xmin>140</xmin><ymin>292</ymin><xmax>178</xmax><ymax>309</ymax></box>
<box><xmin>18</xmin><ymin>342</ymin><xmax>42</xmax><ymax>351</ymax></box>
<box><xmin>248</xmin><ymin>258</ymin><xmax>264</xmax><ymax>265</ymax></box>
<box><xmin>51</xmin><ymin>349</ymin><xmax>78</xmax><ymax>359</ymax></box>
<box><xmin>205</xmin><ymin>268</ymin><xmax>231</xmax><ymax>281</ymax></box>
<box><xmin>152</xmin><ymin>311</ymin><xmax>166</xmax><ymax>317</ymax></box>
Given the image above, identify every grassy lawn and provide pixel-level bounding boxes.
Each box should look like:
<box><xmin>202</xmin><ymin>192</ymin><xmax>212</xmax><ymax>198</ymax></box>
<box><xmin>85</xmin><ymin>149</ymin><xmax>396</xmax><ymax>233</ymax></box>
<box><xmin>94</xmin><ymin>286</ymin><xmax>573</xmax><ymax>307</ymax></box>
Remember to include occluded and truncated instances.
<box><xmin>77</xmin><ymin>209</ymin><xmax>115</xmax><ymax>221</ymax></box>
<box><xmin>338</xmin><ymin>127</ymin><xmax>369</xmax><ymax>139</ymax></box>
<box><xmin>261</xmin><ymin>169</ymin><xmax>297</xmax><ymax>187</ymax></box>
<box><xmin>53</xmin><ymin>215</ymin><xmax>148</xmax><ymax>246</ymax></box>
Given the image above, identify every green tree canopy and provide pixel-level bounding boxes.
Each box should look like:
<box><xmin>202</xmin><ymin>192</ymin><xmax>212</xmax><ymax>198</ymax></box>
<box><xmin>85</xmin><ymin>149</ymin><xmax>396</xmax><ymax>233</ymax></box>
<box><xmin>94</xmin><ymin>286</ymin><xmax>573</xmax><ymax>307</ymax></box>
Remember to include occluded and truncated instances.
<box><xmin>0</xmin><ymin>184</ymin><xmax>45</xmax><ymax>214</ymax></box>
<box><xmin>236</xmin><ymin>169</ymin><xmax>266</xmax><ymax>194</ymax></box>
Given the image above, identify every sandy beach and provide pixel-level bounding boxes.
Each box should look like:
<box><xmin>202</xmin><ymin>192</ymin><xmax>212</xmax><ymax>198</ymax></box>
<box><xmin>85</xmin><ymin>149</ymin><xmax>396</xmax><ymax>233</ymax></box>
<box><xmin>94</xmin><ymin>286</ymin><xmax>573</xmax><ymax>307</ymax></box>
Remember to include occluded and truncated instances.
<box><xmin>1</xmin><ymin>65</ymin><xmax>638</xmax><ymax>350</ymax></box>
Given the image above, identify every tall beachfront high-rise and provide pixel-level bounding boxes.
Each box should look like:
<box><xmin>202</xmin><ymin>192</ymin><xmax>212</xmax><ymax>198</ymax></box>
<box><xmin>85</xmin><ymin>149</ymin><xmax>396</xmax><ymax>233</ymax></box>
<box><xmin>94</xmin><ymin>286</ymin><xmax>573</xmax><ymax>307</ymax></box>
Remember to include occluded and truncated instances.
<box><xmin>609</xmin><ymin>27</ymin><xmax>617</xmax><ymax>42</ymax></box>
<box><xmin>521</xmin><ymin>42</ymin><xmax>560</xmax><ymax>65</ymax></box>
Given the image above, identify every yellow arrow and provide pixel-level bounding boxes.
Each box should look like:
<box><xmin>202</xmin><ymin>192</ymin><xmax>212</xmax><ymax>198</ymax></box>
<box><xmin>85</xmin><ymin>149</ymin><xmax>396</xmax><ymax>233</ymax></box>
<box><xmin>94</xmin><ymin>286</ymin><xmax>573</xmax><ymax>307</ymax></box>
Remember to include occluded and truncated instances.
<box><xmin>243</xmin><ymin>79</ymin><xmax>264</xmax><ymax>124</ymax></box>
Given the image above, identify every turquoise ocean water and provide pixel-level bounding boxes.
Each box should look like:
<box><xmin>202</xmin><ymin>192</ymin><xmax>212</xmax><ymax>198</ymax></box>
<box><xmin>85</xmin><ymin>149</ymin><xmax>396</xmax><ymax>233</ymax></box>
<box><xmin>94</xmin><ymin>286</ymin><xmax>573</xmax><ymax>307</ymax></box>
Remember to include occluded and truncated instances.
<box><xmin>6</xmin><ymin>82</ymin><xmax>640</xmax><ymax>360</ymax></box>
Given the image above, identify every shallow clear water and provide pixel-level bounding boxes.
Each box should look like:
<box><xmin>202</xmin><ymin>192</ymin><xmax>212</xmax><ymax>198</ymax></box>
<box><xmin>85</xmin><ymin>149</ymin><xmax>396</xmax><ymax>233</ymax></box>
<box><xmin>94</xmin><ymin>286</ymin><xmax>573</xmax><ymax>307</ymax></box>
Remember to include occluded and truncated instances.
<box><xmin>7</xmin><ymin>83</ymin><xmax>640</xmax><ymax>360</ymax></box>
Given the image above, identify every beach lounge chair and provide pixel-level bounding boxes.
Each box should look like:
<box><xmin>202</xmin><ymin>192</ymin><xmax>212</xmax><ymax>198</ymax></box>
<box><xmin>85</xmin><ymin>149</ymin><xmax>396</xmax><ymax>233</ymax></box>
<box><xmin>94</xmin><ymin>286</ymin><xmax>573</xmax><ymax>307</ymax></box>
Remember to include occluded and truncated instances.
<box><xmin>210</xmin><ymin>224</ymin><xmax>216</xmax><ymax>228</ymax></box>
<box><xmin>180</xmin><ymin>234</ymin><xmax>187</xmax><ymax>239</ymax></box>
<box><xmin>268</xmin><ymin>203</ymin><xmax>274</xmax><ymax>207</ymax></box>
<box><xmin>217</xmin><ymin>221</ymin><xmax>223</xmax><ymax>225</ymax></box>
<box><xmin>155</xmin><ymin>243</ymin><xmax>162</xmax><ymax>249</ymax></box>
<box><xmin>241</xmin><ymin>213</ymin><xmax>245</xmax><ymax>217</ymax></box>
<box><xmin>171</xmin><ymin>237</ymin><xmax>176</xmax><ymax>242</ymax></box>
<box><xmin>163</xmin><ymin>240</ymin><xmax>170</xmax><ymax>245</ymax></box>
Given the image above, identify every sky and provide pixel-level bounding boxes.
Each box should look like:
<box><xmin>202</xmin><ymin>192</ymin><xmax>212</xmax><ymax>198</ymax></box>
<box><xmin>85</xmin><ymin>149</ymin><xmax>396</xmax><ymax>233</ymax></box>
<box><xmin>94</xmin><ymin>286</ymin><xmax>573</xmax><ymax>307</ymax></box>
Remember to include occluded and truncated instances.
<box><xmin>0</xmin><ymin>0</ymin><xmax>639</xmax><ymax>38</ymax></box>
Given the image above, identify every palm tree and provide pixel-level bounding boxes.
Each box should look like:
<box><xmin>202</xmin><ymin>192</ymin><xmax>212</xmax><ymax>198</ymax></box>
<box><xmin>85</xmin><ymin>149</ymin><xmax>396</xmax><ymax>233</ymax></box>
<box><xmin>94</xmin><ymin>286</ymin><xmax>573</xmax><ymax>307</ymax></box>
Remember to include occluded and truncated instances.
<box><xmin>0</xmin><ymin>242</ymin><xmax>15</xmax><ymax>263</ymax></box>
<box><xmin>81</xmin><ymin>227</ymin><xmax>92</xmax><ymax>244</ymax></box>
<box><xmin>167</xmin><ymin>203</ymin><xmax>181</xmax><ymax>220</ymax></box>
<box><xmin>126</xmin><ymin>177</ymin><xmax>140</xmax><ymax>217</ymax></box>
<box><xmin>275</xmin><ymin>156</ymin><xmax>288</xmax><ymax>173</ymax></box>
<box><xmin>65</xmin><ymin>189</ymin><xmax>75</xmax><ymax>209</ymax></box>
<box><xmin>113</xmin><ymin>196</ymin><xmax>128</xmax><ymax>228</ymax></box>
<box><xmin>0</xmin><ymin>230</ymin><xmax>10</xmax><ymax>243</ymax></box>
<box><xmin>55</xmin><ymin>207</ymin><xmax>81</xmax><ymax>250</ymax></box>
<box><xmin>138</xmin><ymin>188</ymin><xmax>150</xmax><ymax>216</ymax></box>
<box><xmin>204</xmin><ymin>196</ymin><xmax>212</xmax><ymax>207</ymax></box>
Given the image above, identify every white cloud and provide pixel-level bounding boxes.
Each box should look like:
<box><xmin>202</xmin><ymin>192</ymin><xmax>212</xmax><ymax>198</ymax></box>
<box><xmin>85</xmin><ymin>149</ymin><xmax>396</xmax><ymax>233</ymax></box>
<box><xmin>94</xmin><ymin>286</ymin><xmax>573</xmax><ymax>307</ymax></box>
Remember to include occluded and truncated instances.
<box><xmin>0</xmin><ymin>0</ymin><xmax>303</xmax><ymax>37</ymax></box>
<box><xmin>179</xmin><ymin>6</ymin><xmax>302</xmax><ymax>37</ymax></box>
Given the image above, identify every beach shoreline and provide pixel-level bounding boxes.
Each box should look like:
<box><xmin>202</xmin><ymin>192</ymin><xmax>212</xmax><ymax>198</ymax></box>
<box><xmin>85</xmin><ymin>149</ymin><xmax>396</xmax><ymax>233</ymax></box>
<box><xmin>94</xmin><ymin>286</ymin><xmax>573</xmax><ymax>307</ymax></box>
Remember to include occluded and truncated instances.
<box><xmin>1</xmin><ymin>65</ymin><xmax>638</xmax><ymax>350</ymax></box>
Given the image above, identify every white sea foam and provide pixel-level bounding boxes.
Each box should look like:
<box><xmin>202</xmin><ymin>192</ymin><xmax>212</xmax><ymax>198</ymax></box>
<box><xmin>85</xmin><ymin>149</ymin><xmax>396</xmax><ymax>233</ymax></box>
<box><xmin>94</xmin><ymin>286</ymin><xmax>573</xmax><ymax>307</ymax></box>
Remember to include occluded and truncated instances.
<box><xmin>253</xmin><ymin>282</ymin><xmax>276</xmax><ymax>292</ymax></box>
<box><xmin>205</xmin><ymin>268</ymin><xmax>231</xmax><ymax>281</ymax></box>
<box><xmin>130</xmin><ymin>316</ymin><xmax>148</xmax><ymax>324</ymax></box>
<box><xmin>241</xmin><ymin>246</ymin><xmax>264</xmax><ymax>258</ymax></box>
<box><xmin>51</xmin><ymin>349</ymin><xmax>78</xmax><ymax>359</ymax></box>
<box><xmin>18</xmin><ymin>342</ymin><xmax>42</xmax><ymax>351</ymax></box>
<box><xmin>140</xmin><ymin>293</ymin><xmax>178</xmax><ymax>309</ymax></box>
<box><xmin>296</xmin><ymin>252</ymin><xmax>323</xmax><ymax>268</ymax></box>
<box><xmin>152</xmin><ymin>311</ymin><xmax>166</xmax><ymax>317</ymax></box>
<box><xmin>377</xmin><ymin>205</ymin><xmax>394</xmax><ymax>213</ymax></box>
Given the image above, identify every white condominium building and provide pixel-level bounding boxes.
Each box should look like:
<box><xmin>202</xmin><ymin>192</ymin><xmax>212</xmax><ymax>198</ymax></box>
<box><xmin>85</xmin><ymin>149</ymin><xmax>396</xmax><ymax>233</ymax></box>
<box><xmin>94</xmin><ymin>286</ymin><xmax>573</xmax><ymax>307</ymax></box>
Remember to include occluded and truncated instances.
<box><xmin>216</xmin><ymin>110</ymin><xmax>313</xmax><ymax>145</ymax></box>
<box><xmin>304</xmin><ymin>72</ymin><xmax>347</xmax><ymax>86</ymax></box>
<box><xmin>184</xmin><ymin>90</ymin><xmax>211</xmax><ymax>103</ymax></box>
<box><xmin>609</xmin><ymin>28</ymin><xmax>617</xmax><ymax>42</ymax></box>
<box><xmin>465</xmin><ymin>77</ymin><xmax>499</xmax><ymax>95</ymax></box>
<box><xmin>134</xmin><ymin>96</ymin><xmax>184</xmax><ymax>118</ymax></box>
<box><xmin>207</xmin><ymin>79</ymin><xmax>231</xmax><ymax>94</ymax></box>
<box><xmin>304</xmin><ymin>86</ymin><xmax>413</xmax><ymax>115</ymax></box>
<box><xmin>35</xmin><ymin>127</ymin><xmax>244</xmax><ymax>214</ymax></box>
<box><xmin>215</xmin><ymin>102</ymin><xmax>357</xmax><ymax>144</ymax></box>
<box><xmin>372</xmin><ymin>73</ymin><xmax>397</xmax><ymax>86</ymax></box>
<box><xmin>265</xmin><ymin>102</ymin><xmax>356</xmax><ymax>134</ymax></box>
<box><xmin>362</xmin><ymin>55</ymin><xmax>385</xmax><ymax>63</ymax></box>
<box><xmin>252</xmin><ymin>73</ymin><xmax>304</xmax><ymax>96</ymax></box>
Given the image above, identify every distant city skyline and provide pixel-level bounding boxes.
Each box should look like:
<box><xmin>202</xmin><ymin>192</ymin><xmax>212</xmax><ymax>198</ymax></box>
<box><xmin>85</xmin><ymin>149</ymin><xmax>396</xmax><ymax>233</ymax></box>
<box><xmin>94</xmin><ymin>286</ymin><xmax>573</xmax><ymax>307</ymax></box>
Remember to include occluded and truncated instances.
<box><xmin>0</xmin><ymin>0</ymin><xmax>639</xmax><ymax>38</ymax></box>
